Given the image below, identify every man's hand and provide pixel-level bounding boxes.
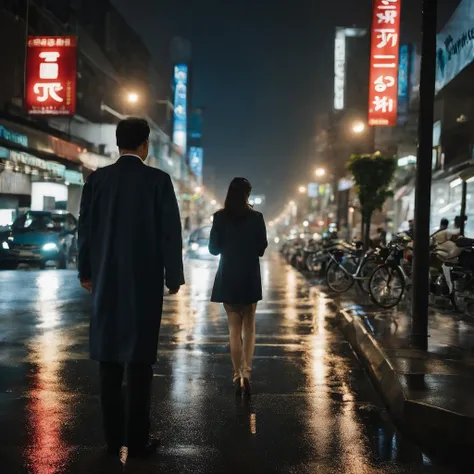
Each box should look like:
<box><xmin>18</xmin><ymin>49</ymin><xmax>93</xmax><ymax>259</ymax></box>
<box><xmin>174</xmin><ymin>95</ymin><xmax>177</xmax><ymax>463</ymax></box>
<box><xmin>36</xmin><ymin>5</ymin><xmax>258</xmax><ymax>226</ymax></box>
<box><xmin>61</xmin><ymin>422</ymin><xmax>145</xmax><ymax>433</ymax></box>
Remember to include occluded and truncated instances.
<box><xmin>80</xmin><ymin>279</ymin><xmax>93</xmax><ymax>292</ymax></box>
<box><xmin>168</xmin><ymin>287</ymin><xmax>180</xmax><ymax>295</ymax></box>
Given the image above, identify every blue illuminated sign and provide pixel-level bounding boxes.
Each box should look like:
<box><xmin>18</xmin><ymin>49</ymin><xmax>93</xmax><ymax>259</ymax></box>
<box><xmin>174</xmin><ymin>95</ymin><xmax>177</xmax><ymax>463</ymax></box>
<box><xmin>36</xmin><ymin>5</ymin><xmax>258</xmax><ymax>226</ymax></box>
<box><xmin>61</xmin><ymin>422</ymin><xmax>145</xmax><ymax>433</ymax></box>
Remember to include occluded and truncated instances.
<box><xmin>0</xmin><ymin>125</ymin><xmax>28</xmax><ymax>148</ymax></box>
<box><xmin>189</xmin><ymin>146</ymin><xmax>203</xmax><ymax>178</ymax></box>
<box><xmin>173</xmin><ymin>65</ymin><xmax>188</xmax><ymax>153</ymax></box>
<box><xmin>398</xmin><ymin>44</ymin><xmax>411</xmax><ymax>125</ymax></box>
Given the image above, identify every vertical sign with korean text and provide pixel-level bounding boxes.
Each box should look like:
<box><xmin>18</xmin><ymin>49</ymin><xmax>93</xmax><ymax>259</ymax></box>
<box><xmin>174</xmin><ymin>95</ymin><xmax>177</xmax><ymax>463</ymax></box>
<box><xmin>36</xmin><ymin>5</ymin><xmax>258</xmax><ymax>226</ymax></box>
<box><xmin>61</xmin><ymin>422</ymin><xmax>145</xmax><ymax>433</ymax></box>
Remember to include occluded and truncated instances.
<box><xmin>368</xmin><ymin>0</ymin><xmax>401</xmax><ymax>126</ymax></box>
<box><xmin>26</xmin><ymin>36</ymin><xmax>77</xmax><ymax>116</ymax></box>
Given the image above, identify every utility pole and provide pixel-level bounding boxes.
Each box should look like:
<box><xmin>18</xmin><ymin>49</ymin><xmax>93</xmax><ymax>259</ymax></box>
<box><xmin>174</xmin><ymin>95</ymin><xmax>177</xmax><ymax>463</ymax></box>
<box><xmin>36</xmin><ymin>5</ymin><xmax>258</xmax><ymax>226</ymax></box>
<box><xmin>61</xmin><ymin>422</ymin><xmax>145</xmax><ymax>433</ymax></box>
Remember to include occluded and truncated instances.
<box><xmin>460</xmin><ymin>180</ymin><xmax>467</xmax><ymax>235</ymax></box>
<box><xmin>411</xmin><ymin>0</ymin><xmax>438</xmax><ymax>351</ymax></box>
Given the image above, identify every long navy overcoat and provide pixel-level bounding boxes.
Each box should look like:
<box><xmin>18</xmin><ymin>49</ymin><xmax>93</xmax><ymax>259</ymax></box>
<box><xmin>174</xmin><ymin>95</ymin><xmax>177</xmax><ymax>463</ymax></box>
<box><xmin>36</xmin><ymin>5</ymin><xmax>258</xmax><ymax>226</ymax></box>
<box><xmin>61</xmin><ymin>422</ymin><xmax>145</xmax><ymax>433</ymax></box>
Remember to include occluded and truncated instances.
<box><xmin>78</xmin><ymin>155</ymin><xmax>184</xmax><ymax>364</ymax></box>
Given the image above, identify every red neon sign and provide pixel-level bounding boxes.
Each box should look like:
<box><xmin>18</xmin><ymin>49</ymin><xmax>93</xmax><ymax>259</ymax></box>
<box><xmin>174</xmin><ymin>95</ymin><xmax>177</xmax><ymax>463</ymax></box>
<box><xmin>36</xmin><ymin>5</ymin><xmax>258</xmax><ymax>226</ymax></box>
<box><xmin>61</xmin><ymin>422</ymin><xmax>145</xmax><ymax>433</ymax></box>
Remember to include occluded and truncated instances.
<box><xmin>26</xmin><ymin>36</ymin><xmax>77</xmax><ymax>116</ymax></box>
<box><xmin>368</xmin><ymin>0</ymin><xmax>401</xmax><ymax>127</ymax></box>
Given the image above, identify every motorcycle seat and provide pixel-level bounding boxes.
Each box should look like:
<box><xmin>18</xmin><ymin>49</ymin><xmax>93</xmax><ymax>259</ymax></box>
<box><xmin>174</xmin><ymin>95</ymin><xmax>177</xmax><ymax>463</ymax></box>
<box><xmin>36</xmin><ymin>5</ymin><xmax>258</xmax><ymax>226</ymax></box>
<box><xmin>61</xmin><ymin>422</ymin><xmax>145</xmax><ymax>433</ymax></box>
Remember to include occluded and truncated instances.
<box><xmin>456</xmin><ymin>237</ymin><xmax>474</xmax><ymax>248</ymax></box>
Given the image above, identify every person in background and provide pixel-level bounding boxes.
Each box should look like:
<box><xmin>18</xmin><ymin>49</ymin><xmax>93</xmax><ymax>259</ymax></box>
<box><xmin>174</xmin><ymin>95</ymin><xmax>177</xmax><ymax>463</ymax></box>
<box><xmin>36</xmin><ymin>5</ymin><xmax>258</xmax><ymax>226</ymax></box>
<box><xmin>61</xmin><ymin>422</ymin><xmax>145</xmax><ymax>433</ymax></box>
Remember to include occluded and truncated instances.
<box><xmin>438</xmin><ymin>218</ymin><xmax>449</xmax><ymax>233</ymax></box>
<box><xmin>209</xmin><ymin>177</ymin><xmax>268</xmax><ymax>396</ymax></box>
<box><xmin>406</xmin><ymin>219</ymin><xmax>415</xmax><ymax>238</ymax></box>
<box><xmin>432</xmin><ymin>216</ymin><xmax>463</xmax><ymax>261</ymax></box>
<box><xmin>429</xmin><ymin>217</ymin><xmax>449</xmax><ymax>239</ymax></box>
<box><xmin>78</xmin><ymin>118</ymin><xmax>184</xmax><ymax>458</ymax></box>
<box><xmin>372</xmin><ymin>227</ymin><xmax>387</xmax><ymax>247</ymax></box>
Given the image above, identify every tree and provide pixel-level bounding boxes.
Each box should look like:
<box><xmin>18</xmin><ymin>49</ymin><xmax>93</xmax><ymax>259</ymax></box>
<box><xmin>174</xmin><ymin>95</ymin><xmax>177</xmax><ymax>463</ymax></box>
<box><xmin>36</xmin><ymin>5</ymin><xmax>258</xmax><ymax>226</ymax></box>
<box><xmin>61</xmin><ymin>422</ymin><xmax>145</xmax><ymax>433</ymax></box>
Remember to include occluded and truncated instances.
<box><xmin>347</xmin><ymin>152</ymin><xmax>397</xmax><ymax>249</ymax></box>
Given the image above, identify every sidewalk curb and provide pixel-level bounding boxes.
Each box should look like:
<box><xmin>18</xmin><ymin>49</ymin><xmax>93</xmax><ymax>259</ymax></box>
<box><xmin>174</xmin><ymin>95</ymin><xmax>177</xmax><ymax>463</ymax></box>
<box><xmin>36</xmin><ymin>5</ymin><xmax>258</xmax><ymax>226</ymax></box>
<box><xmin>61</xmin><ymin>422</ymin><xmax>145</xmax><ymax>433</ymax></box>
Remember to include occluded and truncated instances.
<box><xmin>334</xmin><ymin>306</ymin><xmax>474</xmax><ymax>461</ymax></box>
<box><xmin>336</xmin><ymin>308</ymin><xmax>405</xmax><ymax>420</ymax></box>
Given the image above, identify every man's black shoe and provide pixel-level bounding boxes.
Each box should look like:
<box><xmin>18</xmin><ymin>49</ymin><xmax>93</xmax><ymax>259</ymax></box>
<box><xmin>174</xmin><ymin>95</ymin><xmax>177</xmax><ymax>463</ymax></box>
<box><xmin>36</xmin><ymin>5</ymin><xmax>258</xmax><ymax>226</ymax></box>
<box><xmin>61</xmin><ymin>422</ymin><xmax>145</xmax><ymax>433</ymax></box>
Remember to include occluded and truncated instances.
<box><xmin>128</xmin><ymin>438</ymin><xmax>160</xmax><ymax>458</ymax></box>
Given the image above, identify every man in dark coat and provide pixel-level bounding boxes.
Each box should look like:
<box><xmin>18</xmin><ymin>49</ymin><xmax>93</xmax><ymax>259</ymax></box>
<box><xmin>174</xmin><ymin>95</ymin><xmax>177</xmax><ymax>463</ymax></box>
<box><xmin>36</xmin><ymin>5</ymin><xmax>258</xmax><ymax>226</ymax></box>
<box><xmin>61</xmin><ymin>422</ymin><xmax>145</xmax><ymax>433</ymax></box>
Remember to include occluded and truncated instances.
<box><xmin>78</xmin><ymin>118</ymin><xmax>184</xmax><ymax>457</ymax></box>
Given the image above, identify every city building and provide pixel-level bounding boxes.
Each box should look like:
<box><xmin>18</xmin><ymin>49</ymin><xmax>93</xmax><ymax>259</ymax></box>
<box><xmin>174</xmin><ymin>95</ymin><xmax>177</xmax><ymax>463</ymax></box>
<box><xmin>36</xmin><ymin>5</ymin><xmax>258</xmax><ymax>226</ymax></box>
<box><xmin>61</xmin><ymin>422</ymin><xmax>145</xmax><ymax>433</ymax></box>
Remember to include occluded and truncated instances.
<box><xmin>0</xmin><ymin>0</ymin><xmax>199</xmax><ymax>229</ymax></box>
<box><xmin>430</xmin><ymin>0</ymin><xmax>474</xmax><ymax>236</ymax></box>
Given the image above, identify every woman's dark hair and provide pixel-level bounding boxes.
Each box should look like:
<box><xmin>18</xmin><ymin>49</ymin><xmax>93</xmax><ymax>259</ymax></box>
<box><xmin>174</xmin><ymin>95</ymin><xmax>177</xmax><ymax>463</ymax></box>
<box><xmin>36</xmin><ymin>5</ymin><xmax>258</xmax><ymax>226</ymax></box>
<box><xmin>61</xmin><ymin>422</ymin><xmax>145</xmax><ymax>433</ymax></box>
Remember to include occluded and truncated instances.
<box><xmin>224</xmin><ymin>177</ymin><xmax>252</xmax><ymax>216</ymax></box>
<box><xmin>116</xmin><ymin>117</ymin><xmax>150</xmax><ymax>150</ymax></box>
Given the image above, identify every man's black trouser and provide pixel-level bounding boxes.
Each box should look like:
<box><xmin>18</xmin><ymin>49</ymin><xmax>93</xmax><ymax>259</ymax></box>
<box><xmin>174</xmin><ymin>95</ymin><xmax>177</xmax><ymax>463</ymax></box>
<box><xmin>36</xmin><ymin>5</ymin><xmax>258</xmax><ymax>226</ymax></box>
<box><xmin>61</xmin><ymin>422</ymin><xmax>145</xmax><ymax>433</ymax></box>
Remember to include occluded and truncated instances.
<box><xmin>99</xmin><ymin>362</ymin><xmax>153</xmax><ymax>449</ymax></box>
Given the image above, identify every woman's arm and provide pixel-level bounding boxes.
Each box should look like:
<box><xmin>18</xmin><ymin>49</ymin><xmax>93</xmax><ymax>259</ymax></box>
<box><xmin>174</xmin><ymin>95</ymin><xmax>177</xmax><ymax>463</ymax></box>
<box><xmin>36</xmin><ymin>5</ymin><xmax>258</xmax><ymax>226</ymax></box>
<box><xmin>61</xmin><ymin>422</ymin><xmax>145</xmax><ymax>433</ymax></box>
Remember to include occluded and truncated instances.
<box><xmin>208</xmin><ymin>213</ymin><xmax>222</xmax><ymax>256</ymax></box>
<box><xmin>257</xmin><ymin>213</ymin><xmax>268</xmax><ymax>257</ymax></box>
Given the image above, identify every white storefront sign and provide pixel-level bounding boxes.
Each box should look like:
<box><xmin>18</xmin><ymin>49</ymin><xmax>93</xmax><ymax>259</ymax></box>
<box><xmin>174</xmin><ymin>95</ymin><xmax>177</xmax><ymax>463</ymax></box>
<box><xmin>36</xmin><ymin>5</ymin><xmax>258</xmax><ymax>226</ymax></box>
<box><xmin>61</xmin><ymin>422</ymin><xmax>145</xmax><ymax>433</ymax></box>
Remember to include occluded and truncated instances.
<box><xmin>436</xmin><ymin>0</ymin><xmax>474</xmax><ymax>93</ymax></box>
<box><xmin>334</xmin><ymin>28</ymin><xmax>346</xmax><ymax>110</ymax></box>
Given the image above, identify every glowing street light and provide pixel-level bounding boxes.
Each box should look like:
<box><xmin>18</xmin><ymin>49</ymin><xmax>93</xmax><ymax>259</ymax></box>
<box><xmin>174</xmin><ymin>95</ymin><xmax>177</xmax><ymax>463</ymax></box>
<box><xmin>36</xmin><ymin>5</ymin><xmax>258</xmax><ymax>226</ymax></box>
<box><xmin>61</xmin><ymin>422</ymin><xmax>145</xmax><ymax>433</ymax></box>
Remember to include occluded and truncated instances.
<box><xmin>127</xmin><ymin>92</ymin><xmax>139</xmax><ymax>104</ymax></box>
<box><xmin>303</xmin><ymin>220</ymin><xmax>309</xmax><ymax>227</ymax></box>
<box><xmin>352</xmin><ymin>121</ymin><xmax>366</xmax><ymax>134</ymax></box>
<box><xmin>298</xmin><ymin>185</ymin><xmax>307</xmax><ymax>194</ymax></box>
<box><xmin>315</xmin><ymin>168</ymin><xmax>326</xmax><ymax>178</ymax></box>
<box><xmin>194</xmin><ymin>186</ymin><xmax>202</xmax><ymax>194</ymax></box>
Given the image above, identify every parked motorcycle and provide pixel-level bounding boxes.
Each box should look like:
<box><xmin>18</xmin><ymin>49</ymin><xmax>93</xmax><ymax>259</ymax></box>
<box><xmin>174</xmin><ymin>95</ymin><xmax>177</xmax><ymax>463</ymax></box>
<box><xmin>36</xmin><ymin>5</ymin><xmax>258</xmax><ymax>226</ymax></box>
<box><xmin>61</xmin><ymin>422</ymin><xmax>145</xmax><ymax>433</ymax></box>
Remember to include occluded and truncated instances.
<box><xmin>443</xmin><ymin>237</ymin><xmax>474</xmax><ymax>313</ymax></box>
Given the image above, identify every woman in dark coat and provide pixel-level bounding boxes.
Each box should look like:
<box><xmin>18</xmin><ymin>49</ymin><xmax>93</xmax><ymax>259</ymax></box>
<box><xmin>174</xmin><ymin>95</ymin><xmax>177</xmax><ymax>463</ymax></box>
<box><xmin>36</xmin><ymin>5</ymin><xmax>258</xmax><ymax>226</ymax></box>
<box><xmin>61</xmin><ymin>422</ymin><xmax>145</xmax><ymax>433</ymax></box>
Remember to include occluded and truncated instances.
<box><xmin>209</xmin><ymin>177</ymin><xmax>268</xmax><ymax>395</ymax></box>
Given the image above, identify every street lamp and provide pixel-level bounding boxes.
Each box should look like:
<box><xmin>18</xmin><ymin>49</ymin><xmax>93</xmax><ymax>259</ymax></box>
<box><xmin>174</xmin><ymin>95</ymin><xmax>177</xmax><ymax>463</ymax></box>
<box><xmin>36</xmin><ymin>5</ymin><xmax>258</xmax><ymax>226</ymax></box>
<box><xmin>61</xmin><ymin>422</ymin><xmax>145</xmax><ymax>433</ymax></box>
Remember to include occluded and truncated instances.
<box><xmin>303</xmin><ymin>220</ymin><xmax>309</xmax><ymax>227</ymax></box>
<box><xmin>298</xmin><ymin>185</ymin><xmax>307</xmax><ymax>194</ymax></box>
<box><xmin>127</xmin><ymin>92</ymin><xmax>139</xmax><ymax>104</ymax></box>
<box><xmin>351</xmin><ymin>121</ymin><xmax>366</xmax><ymax>134</ymax></box>
<box><xmin>315</xmin><ymin>168</ymin><xmax>326</xmax><ymax>178</ymax></box>
<box><xmin>194</xmin><ymin>186</ymin><xmax>202</xmax><ymax>194</ymax></box>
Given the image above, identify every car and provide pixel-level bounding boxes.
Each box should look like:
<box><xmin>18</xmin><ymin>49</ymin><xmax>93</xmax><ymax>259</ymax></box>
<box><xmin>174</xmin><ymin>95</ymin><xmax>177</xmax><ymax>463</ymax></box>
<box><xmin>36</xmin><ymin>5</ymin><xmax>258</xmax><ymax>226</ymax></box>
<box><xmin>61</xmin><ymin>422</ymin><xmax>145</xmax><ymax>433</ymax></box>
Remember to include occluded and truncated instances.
<box><xmin>1</xmin><ymin>211</ymin><xmax>78</xmax><ymax>270</ymax></box>
<box><xmin>186</xmin><ymin>226</ymin><xmax>216</xmax><ymax>260</ymax></box>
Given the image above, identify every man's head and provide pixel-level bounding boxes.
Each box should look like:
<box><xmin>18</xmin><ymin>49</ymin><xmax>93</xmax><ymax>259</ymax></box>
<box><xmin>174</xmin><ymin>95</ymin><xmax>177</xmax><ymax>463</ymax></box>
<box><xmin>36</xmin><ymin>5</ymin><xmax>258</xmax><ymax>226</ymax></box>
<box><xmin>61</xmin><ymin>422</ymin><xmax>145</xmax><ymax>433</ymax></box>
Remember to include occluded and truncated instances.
<box><xmin>116</xmin><ymin>118</ymin><xmax>150</xmax><ymax>161</ymax></box>
<box><xmin>440</xmin><ymin>218</ymin><xmax>449</xmax><ymax>229</ymax></box>
<box><xmin>454</xmin><ymin>215</ymin><xmax>467</xmax><ymax>229</ymax></box>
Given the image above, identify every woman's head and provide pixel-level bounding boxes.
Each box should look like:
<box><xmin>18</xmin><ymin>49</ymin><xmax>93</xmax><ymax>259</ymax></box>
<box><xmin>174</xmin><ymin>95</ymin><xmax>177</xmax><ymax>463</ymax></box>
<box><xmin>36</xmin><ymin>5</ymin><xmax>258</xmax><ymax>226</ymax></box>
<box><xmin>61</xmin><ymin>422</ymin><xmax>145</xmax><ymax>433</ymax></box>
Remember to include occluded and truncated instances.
<box><xmin>224</xmin><ymin>177</ymin><xmax>252</xmax><ymax>216</ymax></box>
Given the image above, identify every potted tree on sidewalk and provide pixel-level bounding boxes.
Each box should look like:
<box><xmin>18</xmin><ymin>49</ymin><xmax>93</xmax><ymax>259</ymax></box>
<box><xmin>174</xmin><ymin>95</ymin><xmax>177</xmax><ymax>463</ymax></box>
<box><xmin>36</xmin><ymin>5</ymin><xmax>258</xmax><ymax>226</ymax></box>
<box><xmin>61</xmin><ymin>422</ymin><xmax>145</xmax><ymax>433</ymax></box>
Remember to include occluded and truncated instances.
<box><xmin>347</xmin><ymin>152</ymin><xmax>397</xmax><ymax>249</ymax></box>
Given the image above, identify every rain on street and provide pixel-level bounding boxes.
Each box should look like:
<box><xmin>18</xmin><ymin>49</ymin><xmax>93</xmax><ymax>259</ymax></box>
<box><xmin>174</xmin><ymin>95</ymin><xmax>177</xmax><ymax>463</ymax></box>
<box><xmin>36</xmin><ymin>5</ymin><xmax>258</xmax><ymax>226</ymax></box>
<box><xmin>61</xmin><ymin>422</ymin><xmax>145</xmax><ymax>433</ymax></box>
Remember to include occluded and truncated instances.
<box><xmin>0</xmin><ymin>254</ymin><xmax>454</xmax><ymax>473</ymax></box>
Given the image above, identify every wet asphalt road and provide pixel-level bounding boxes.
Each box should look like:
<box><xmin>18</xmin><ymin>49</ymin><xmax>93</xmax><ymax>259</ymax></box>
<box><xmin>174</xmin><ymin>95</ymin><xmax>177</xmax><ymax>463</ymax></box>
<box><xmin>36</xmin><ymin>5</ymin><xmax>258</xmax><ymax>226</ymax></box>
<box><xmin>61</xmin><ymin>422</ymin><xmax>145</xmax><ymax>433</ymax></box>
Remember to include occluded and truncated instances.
<box><xmin>0</xmin><ymin>253</ymin><xmax>458</xmax><ymax>473</ymax></box>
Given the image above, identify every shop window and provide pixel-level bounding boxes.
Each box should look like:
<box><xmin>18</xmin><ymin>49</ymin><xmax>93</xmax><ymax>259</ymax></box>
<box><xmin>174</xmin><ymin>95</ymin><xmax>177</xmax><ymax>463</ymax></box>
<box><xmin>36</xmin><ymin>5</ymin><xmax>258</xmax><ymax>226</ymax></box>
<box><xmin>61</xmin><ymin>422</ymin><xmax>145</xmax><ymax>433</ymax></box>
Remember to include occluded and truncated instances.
<box><xmin>43</xmin><ymin>196</ymin><xmax>55</xmax><ymax>211</ymax></box>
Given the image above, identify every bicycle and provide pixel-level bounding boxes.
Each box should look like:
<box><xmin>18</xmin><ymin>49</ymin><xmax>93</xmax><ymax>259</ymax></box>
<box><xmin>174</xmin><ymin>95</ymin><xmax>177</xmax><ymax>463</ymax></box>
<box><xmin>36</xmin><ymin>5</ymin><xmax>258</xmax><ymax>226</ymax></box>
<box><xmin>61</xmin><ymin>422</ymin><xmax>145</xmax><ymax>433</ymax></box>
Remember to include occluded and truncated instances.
<box><xmin>325</xmin><ymin>243</ymin><xmax>378</xmax><ymax>294</ymax></box>
<box><xmin>369</xmin><ymin>238</ymin><xmax>412</xmax><ymax>309</ymax></box>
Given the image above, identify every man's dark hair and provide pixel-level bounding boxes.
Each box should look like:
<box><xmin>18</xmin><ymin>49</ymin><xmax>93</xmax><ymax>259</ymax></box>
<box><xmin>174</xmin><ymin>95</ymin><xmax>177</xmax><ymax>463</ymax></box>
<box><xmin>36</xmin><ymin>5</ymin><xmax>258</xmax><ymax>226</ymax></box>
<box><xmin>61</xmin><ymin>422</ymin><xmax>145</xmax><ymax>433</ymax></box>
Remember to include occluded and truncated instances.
<box><xmin>440</xmin><ymin>218</ymin><xmax>449</xmax><ymax>228</ymax></box>
<box><xmin>116</xmin><ymin>118</ymin><xmax>150</xmax><ymax>150</ymax></box>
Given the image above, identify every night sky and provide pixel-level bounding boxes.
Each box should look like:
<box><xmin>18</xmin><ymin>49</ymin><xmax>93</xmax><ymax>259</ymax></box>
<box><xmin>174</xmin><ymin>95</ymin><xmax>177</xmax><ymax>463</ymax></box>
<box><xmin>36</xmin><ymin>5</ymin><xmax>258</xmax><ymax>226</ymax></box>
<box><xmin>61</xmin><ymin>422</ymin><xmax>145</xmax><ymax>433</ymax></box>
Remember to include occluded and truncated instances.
<box><xmin>112</xmin><ymin>0</ymin><xmax>460</xmax><ymax>217</ymax></box>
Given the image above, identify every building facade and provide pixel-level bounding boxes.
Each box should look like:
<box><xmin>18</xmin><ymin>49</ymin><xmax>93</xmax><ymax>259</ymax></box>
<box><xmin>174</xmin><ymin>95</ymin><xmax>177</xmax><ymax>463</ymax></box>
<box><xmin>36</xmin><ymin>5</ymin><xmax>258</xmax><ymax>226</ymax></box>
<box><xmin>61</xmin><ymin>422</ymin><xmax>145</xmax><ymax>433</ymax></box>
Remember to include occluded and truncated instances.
<box><xmin>0</xmin><ymin>0</ymin><xmax>201</xmax><ymax>231</ymax></box>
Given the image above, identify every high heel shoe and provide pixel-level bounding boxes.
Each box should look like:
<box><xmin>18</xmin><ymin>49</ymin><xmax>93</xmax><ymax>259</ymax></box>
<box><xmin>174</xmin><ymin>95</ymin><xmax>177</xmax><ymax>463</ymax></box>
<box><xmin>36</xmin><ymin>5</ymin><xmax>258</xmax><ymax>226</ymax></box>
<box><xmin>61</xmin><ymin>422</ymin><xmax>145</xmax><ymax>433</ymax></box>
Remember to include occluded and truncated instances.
<box><xmin>234</xmin><ymin>378</ymin><xmax>242</xmax><ymax>396</ymax></box>
<box><xmin>243</xmin><ymin>377</ymin><xmax>252</xmax><ymax>396</ymax></box>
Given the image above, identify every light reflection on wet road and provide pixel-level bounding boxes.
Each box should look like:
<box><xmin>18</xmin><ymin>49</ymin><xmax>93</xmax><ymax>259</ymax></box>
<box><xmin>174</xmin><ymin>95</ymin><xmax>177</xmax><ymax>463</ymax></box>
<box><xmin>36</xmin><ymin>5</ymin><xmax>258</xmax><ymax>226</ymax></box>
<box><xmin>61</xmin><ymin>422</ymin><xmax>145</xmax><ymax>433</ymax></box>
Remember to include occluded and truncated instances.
<box><xmin>0</xmin><ymin>254</ymin><xmax>457</xmax><ymax>473</ymax></box>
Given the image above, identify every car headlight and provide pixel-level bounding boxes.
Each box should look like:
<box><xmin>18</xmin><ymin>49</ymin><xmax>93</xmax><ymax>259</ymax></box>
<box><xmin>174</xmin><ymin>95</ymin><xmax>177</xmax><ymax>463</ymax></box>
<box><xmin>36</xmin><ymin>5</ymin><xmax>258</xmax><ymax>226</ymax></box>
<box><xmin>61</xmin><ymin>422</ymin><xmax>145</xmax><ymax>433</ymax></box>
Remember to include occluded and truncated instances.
<box><xmin>2</xmin><ymin>241</ymin><xmax>9</xmax><ymax>250</ymax></box>
<box><xmin>191</xmin><ymin>243</ymin><xmax>199</xmax><ymax>251</ymax></box>
<box><xmin>43</xmin><ymin>243</ymin><xmax>58</xmax><ymax>251</ymax></box>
